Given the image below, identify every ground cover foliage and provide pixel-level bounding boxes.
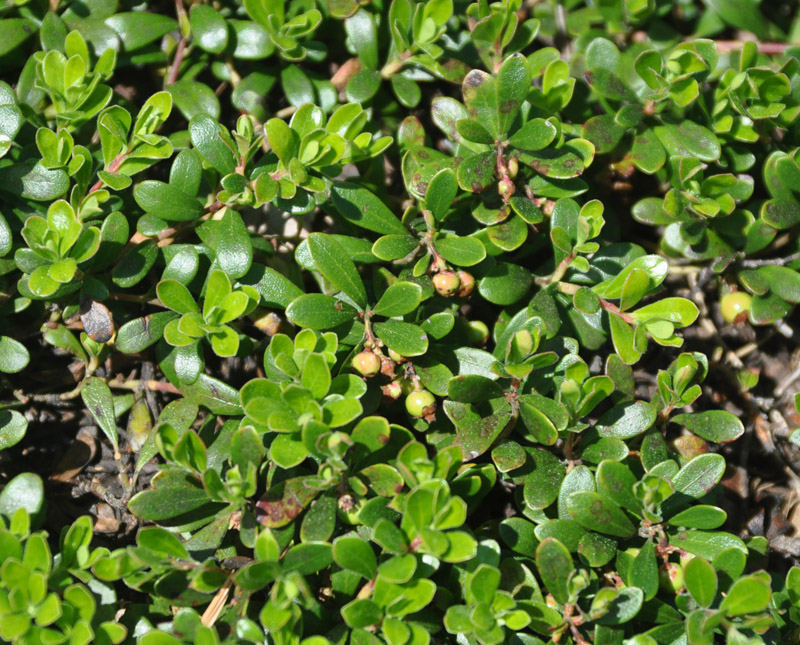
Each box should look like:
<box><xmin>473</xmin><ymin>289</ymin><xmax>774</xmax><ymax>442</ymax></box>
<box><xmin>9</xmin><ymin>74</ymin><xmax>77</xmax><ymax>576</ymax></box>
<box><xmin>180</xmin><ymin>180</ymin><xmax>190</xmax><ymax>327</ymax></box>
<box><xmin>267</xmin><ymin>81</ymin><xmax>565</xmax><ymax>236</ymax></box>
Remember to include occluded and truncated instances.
<box><xmin>3</xmin><ymin>0</ymin><xmax>800</xmax><ymax>643</ymax></box>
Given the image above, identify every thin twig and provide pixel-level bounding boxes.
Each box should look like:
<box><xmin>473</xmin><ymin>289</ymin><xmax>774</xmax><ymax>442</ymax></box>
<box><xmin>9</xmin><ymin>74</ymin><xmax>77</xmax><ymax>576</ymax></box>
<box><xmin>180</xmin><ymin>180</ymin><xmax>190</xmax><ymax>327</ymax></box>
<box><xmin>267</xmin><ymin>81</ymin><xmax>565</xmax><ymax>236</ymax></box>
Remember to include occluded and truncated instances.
<box><xmin>167</xmin><ymin>37</ymin><xmax>187</xmax><ymax>86</ymax></box>
<box><xmin>714</xmin><ymin>41</ymin><xmax>793</xmax><ymax>55</ymax></box>
<box><xmin>740</xmin><ymin>251</ymin><xmax>800</xmax><ymax>268</ymax></box>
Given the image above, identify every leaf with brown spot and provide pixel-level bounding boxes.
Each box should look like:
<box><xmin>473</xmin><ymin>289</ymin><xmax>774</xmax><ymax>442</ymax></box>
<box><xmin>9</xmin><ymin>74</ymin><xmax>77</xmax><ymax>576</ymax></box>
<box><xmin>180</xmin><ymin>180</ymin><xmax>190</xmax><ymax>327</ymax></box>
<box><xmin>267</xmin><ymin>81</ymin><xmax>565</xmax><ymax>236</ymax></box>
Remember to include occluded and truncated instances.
<box><xmin>456</xmin><ymin>150</ymin><xmax>495</xmax><ymax>193</ymax></box>
<box><xmin>255</xmin><ymin>475</ymin><xmax>323</xmax><ymax>528</ymax></box>
<box><xmin>452</xmin><ymin>409</ymin><xmax>512</xmax><ymax>461</ymax></box>
<box><xmin>520</xmin><ymin>145</ymin><xmax>586</xmax><ymax>179</ymax></box>
<box><xmin>80</xmin><ymin>298</ymin><xmax>115</xmax><ymax>343</ymax></box>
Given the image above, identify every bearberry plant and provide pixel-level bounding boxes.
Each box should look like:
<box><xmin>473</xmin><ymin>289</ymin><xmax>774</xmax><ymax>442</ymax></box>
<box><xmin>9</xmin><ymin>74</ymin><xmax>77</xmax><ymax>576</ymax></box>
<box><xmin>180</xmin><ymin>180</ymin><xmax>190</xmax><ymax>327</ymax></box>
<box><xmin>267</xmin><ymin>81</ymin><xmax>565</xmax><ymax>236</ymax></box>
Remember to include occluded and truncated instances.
<box><xmin>1</xmin><ymin>0</ymin><xmax>800</xmax><ymax>644</ymax></box>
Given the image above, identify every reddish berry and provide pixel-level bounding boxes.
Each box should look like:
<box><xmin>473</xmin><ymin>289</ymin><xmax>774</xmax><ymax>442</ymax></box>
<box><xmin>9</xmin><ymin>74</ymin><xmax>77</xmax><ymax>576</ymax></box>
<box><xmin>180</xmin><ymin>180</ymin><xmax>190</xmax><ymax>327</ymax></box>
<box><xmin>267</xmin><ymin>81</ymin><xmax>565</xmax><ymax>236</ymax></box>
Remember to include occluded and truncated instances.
<box><xmin>433</xmin><ymin>271</ymin><xmax>460</xmax><ymax>297</ymax></box>
<box><xmin>457</xmin><ymin>271</ymin><xmax>475</xmax><ymax>297</ymax></box>
<box><xmin>352</xmin><ymin>351</ymin><xmax>381</xmax><ymax>377</ymax></box>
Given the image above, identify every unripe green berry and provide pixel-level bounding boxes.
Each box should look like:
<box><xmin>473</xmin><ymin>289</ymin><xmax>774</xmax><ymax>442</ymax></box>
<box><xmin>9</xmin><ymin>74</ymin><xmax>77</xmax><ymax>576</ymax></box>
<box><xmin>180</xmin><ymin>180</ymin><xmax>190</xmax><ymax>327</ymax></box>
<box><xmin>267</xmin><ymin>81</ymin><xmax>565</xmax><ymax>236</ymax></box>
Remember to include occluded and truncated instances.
<box><xmin>352</xmin><ymin>351</ymin><xmax>381</xmax><ymax>377</ymax></box>
<box><xmin>433</xmin><ymin>271</ymin><xmax>460</xmax><ymax>297</ymax></box>
<box><xmin>467</xmin><ymin>320</ymin><xmax>490</xmax><ymax>345</ymax></box>
<box><xmin>457</xmin><ymin>271</ymin><xmax>475</xmax><ymax>297</ymax></box>
<box><xmin>498</xmin><ymin>176</ymin><xmax>515</xmax><ymax>198</ymax></box>
<box><xmin>720</xmin><ymin>291</ymin><xmax>752</xmax><ymax>324</ymax></box>
<box><xmin>507</xmin><ymin>157</ymin><xmax>519</xmax><ymax>179</ymax></box>
<box><xmin>658</xmin><ymin>562</ymin><xmax>684</xmax><ymax>594</ymax></box>
<box><xmin>405</xmin><ymin>390</ymin><xmax>436</xmax><ymax>418</ymax></box>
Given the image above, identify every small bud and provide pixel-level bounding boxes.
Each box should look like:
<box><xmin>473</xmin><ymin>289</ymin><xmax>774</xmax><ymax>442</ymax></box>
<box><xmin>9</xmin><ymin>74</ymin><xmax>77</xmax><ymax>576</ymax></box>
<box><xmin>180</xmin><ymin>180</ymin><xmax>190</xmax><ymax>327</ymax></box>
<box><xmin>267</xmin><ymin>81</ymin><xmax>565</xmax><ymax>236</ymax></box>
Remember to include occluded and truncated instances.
<box><xmin>457</xmin><ymin>271</ymin><xmax>475</xmax><ymax>297</ymax></box>
<box><xmin>433</xmin><ymin>271</ymin><xmax>460</xmax><ymax>297</ymax></box>
<box><xmin>498</xmin><ymin>175</ymin><xmax>515</xmax><ymax>198</ymax></box>
<box><xmin>382</xmin><ymin>381</ymin><xmax>403</xmax><ymax>400</ymax></box>
<box><xmin>405</xmin><ymin>390</ymin><xmax>436</xmax><ymax>418</ymax></box>
<box><xmin>352</xmin><ymin>351</ymin><xmax>381</xmax><ymax>377</ymax></box>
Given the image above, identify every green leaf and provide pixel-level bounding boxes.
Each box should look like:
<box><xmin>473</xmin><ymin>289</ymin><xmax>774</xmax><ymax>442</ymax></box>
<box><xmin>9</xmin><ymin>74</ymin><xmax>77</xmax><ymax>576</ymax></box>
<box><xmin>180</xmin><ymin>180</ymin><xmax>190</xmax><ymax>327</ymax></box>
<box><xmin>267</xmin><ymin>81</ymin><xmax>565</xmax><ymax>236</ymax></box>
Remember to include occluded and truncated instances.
<box><xmin>756</xmin><ymin>265</ymin><xmax>800</xmax><ymax>303</ymax></box>
<box><xmin>593</xmin><ymin>587</ymin><xmax>643</xmax><ymax>625</ymax></box>
<box><xmin>373</xmin><ymin>320</ymin><xmax>428</xmax><ymax>357</ymax></box>
<box><xmin>0</xmin><ymin>82</ymin><xmax>22</xmax><ymax>159</ymax></box>
<box><xmin>536</xmin><ymin>538</ymin><xmax>573</xmax><ymax>604</ymax></box>
<box><xmin>671</xmin><ymin>411</ymin><xmax>743</xmax><ymax>443</ymax></box>
<box><xmin>372</xmin><ymin>235</ymin><xmax>419</xmax><ymax>261</ymax></box>
<box><xmin>596</xmin><ymin>401</ymin><xmax>656</xmax><ymax>439</ymax></box>
<box><xmin>301</xmin><ymin>353</ymin><xmax>331</xmax><ymax>400</ymax></box>
<box><xmin>653</xmin><ymin>122</ymin><xmax>721</xmax><ymax>163</ymax></box>
<box><xmin>134</xmin><ymin>180</ymin><xmax>203</xmax><ymax>222</ymax></box>
<box><xmin>631</xmin><ymin>298</ymin><xmax>699</xmax><ymax>327</ymax></box>
<box><xmin>425</xmin><ymin>168</ymin><xmax>458</xmax><ymax>221</ymax></box>
<box><xmin>0</xmin><ymin>161</ymin><xmax>69</xmax><ymax>201</ymax></box>
<box><xmin>373</xmin><ymin>282</ymin><xmax>422</xmax><ymax>317</ymax></box>
<box><xmin>631</xmin><ymin>130</ymin><xmax>667</xmax><ymax>174</ymax></box>
<box><xmin>157</xmin><ymin>280</ymin><xmax>199</xmax><ymax>315</ymax></box>
<box><xmin>81</xmin><ymin>377</ymin><xmax>118</xmax><ymax>452</ymax></box>
<box><xmin>669</xmin><ymin>530</ymin><xmax>746</xmax><ymax>560</ymax></box>
<box><xmin>703</xmin><ymin>0</ymin><xmax>769</xmax><ymax>39</ymax></box>
<box><xmin>240</xmin><ymin>264</ymin><xmax>303</xmax><ymax>308</ymax></box>
<box><xmin>584</xmin><ymin>38</ymin><xmax>636</xmax><ymax>101</ymax></box>
<box><xmin>499</xmin><ymin>517</ymin><xmax>539</xmax><ymax>555</ymax></box>
<box><xmin>137</xmin><ymin>527</ymin><xmax>189</xmax><ymax>560</ymax></box>
<box><xmin>179</xmin><ymin>374</ymin><xmax>242</xmax><ymax>415</ymax></box>
<box><xmin>282</xmin><ymin>542</ymin><xmax>333</xmax><ymax>575</ymax></box>
<box><xmin>331</xmin><ymin>183</ymin><xmax>408</xmax><ymax>235</ymax></box>
<box><xmin>596</xmin><ymin>460</ymin><xmax>640</xmax><ymax>514</ymax></box>
<box><xmin>189</xmin><ymin>5</ymin><xmax>228</xmax><ymax>53</ymax></box>
<box><xmin>608</xmin><ymin>313</ymin><xmax>642</xmax><ymax>365</ymax></box>
<box><xmin>684</xmin><ymin>556</ymin><xmax>717</xmax><ymax>608</ymax></box>
<box><xmin>215</xmin><ymin>209</ymin><xmax>253</xmax><ymax>279</ymax></box>
<box><xmin>116</xmin><ymin>312</ymin><xmax>179</xmax><ymax>353</ymax></box>
<box><xmin>478</xmin><ymin>262</ymin><xmax>532</xmax><ymax>305</ymax></box>
<box><xmin>719</xmin><ymin>575</ymin><xmax>771</xmax><ymax>616</ymax></box>
<box><xmin>671</xmin><ymin>453</ymin><xmax>726</xmax><ymax>501</ymax></box>
<box><xmin>433</xmin><ymin>235</ymin><xmax>486</xmax><ymax>267</ymax></box>
<box><xmin>0</xmin><ymin>336</ymin><xmax>29</xmax><ymax>373</ymax></box>
<box><xmin>128</xmin><ymin>475</ymin><xmax>216</xmax><ymax>522</ymax></box>
<box><xmin>0</xmin><ymin>19</ymin><xmax>38</xmax><ymax>58</ymax></box>
<box><xmin>342</xmin><ymin>599</ymin><xmax>382</xmax><ymax>628</ymax></box>
<box><xmin>308</xmin><ymin>233</ymin><xmax>367</xmax><ymax>308</ymax></box>
<box><xmin>0</xmin><ymin>473</ymin><xmax>44</xmax><ymax>522</ymax></box>
<box><xmin>333</xmin><ymin>536</ymin><xmax>377</xmax><ymax>579</ymax></box>
<box><xmin>286</xmin><ymin>294</ymin><xmax>358</xmax><ymax>330</ymax></box>
<box><xmin>167</xmin><ymin>79</ymin><xmax>221</xmax><ymax>121</ymax></box>
<box><xmin>105</xmin><ymin>12</ymin><xmax>177</xmax><ymax>51</ymax></box>
<box><xmin>667</xmin><ymin>505</ymin><xmax>727</xmax><ymax>530</ymax></box>
<box><xmin>508</xmin><ymin>118</ymin><xmax>557</xmax><ymax>152</ymax></box>
<box><xmin>189</xmin><ymin>114</ymin><xmax>237</xmax><ymax>175</ymax></box>
<box><xmin>0</xmin><ymin>410</ymin><xmax>27</xmax><ymax>451</ymax></box>
<box><xmin>566</xmin><ymin>491</ymin><xmax>635</xmax><ymax>537</ymax></box>
<box><xmin>630</xmin><ymin>542</ymin><xmax>659</xmax><ymax>601</ymax></box>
